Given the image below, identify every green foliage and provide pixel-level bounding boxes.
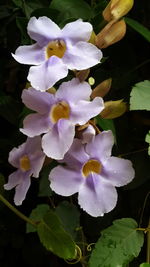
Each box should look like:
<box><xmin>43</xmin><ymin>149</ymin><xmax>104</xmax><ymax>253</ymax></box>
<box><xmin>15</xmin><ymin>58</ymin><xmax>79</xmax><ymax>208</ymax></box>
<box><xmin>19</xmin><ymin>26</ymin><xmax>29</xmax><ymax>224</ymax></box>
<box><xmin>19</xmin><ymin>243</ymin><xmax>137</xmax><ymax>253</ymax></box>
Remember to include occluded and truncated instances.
<box><xmin>125</xmin><ymin>17</ymin><xmax>150</xmax><ymax>43</ymax></box>
<box><xmin>96</xmin><ymin>116</ymin><xmax>116</xmax><ymax>143</ymax></box>
<box><xmin>130</xmin><ymin>80</ymin><xmax>150</xmax><ymax>111</ymax></box>
<box><xmin>26</xmin><ymin>204</ymin><xmax>50</xmax><ymax>233</ymax></box>
<box><xmin>0</xmin><ymin>96</ymin><xmax>21</xmax><ymax>125</ymax></box>
<box><xmin>89</xmin><ymin>218</ymin><xmax>144</xmax><ymax>267</ymax></box>
<box><xmin>37</xmin><ymin>210</ymin><xmax>76</xmax><ymax>259</ymax></box>
<box><xmin>140</xmin><ymin>264</ymin><xmax>150</xmax><ymax>267</ymax></box>
<box><xmin>16</xmin><ymin>17</ymin><xmax>30</xmax><ymax>45</ymax></box>
<box><xmin>38</xmin><ymin>162</ymin><xmax>57</xmax><ymax>197</ymax></box>
<box><xmin>55</xmin><ymin>201</ymin><xmax>80</xmax><ymax>239</ymax></box>
<box><xmin>145</xmin><ymin>131</ymin><xmax>150</xmax><ymax>155</ymax></box>
<box><xmin>50</xmin><ymin>0</ymin><xmax>93</xmax><ymax>21</ymax></box>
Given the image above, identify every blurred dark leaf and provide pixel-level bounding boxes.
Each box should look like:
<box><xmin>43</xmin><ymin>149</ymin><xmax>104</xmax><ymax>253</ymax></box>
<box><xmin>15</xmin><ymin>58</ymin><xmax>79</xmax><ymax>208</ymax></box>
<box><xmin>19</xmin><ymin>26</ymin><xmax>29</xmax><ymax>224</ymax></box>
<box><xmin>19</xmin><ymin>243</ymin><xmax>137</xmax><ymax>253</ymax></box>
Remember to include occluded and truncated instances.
<box><xmin>55</xmin><ymin>201</ymin><xmax>80</xmax><ymax>239</ymax></box>
<box><xmin>0</xmin><ymin>95</ymin><xmax>21</xmax><ymax>125</ymax></box>
<box><xmin>125</xmin><ymin>17</ymin><xmax>150</xmax><ymax>43</ymax></box>
<box><xmin>37</xmin><ymin>210</ymin><xmax>76</xmax><ymax>259</ymax></box>
<box><xmin>26</xmin><ymin>204</ymin><xmax>50</xmax><ymax>233</ymax></box>
<box><xmin>16</xmin><ymin>17</ymin><xmax>31</xmax><ymax>45</ymax></box>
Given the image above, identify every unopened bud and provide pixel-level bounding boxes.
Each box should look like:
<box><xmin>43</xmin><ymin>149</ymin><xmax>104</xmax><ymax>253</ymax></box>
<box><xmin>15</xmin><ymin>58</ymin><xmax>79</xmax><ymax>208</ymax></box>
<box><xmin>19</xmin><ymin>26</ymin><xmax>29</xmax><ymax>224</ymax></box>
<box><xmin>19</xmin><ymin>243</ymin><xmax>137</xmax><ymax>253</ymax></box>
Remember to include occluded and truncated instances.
<box><xmin>47</xmin><ymin>87</ymin><xmax>56</xmax><ymax>94</ymax></box>
<box><xmin>100</xmin><ymin>99</ymin><xmax>127</xmax><ymax>119</ymax></box>
<box><xmin>91</xmin><ymin>78</ymin><xmax>112</xmax><ymax>99</ymax></box>
<box><xmin>89</xmin><ymin>31</ymin><xmax>97</xmax><ymax>45</ymax></box>
<box><xmin>76</xmin><ymin>69</ymin><xmax>90</xmax><ymax>82</ymax></box>
<box><xmin>96</xmin><ymin>19</ymin><xmax>126</xmax><ymax>49</ymax></box>
<box><xmin>103</xmin><ymin>0</ymin><xmax>134</xmax><ymax>21</ymax></box>
<box><xmin>88</xmin><ymin>77</ymin><xmax>95</xmax><ymax>86</ymax></box>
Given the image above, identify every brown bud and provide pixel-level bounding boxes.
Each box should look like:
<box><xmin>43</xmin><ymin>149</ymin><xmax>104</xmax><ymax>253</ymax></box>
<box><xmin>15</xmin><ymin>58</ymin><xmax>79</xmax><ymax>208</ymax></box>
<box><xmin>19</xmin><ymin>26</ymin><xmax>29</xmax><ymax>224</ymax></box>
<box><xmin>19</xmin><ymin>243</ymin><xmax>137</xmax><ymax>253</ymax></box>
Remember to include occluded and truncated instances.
<box><xmin>46</xmin><ymin>87</ymin><xmax>56</xmax><ymax>94</ymax></box>
<box><xmin>103</xmin><ymin>0</ymin><xmax>134</xmax><ymax>22</ymax></box>
<box><xmin>100</xmin><ymin>99</ymin><xmax>127</xmax><ymax>119</ymax></box>
<box><xmin>76</xmin><ymin>69</ymin><xmax>90</xmax><ymax>82</ymax></box>
<box><xmin>91</xmin><ymin>78</ymin><xmax>112</xmax><ymax>99</ymax></box>
<box><xmin>88</xmin><ymin>31</ymin><xmax>97</xmax><ymax>45</ymax></box>
<box><xmin>96</xmin><ymin>19</ymin><xmax>126</xmax><ymax>48</ymax></box>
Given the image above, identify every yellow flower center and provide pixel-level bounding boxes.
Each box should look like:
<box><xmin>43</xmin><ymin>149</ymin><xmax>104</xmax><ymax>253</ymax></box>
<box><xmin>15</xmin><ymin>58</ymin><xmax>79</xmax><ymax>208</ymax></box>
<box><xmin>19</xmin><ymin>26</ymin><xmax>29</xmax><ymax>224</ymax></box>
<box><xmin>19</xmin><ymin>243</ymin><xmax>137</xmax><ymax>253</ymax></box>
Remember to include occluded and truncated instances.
<box><xmin>46</xmin><ymin>40</ymin><xmax>66</xmax><ymax>59</ymax></box>
<box><xmin>20</xmin><ymin>155</ymin><xmax>31</xmax><ymax>171</ymax></box>
<box><xmin>50</xmin><ymin>101</ymin><xmax>70</xmax><ymax>123</ymax></box>
<box><xmin>82</xmin><ymin>160</ymin><xmax>102</xmax><ymax>177</ymax></box>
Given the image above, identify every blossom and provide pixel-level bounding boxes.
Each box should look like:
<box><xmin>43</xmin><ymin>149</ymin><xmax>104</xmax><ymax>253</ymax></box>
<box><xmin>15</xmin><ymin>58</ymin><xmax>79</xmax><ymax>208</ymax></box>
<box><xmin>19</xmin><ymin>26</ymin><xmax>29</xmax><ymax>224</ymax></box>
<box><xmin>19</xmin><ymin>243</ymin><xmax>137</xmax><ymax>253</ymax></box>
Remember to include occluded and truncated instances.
<box><xmin>20</xmin><ymin>78</ymin><xmax>104</xmax><ymax>160</ymax></box>
<box><xmin>12</xmin><ymin>16</ymin><xmax>102</xmax><ymax>91</ymax></box>
<box><xmin>49</xmin><ymin>131</ymin><xmax>135</xmax><ymax>217</ymax></box>
<box><xmin>4</xmin><ymin>137</ymin><xmax>45</xmax><ymax>205</ymax></box>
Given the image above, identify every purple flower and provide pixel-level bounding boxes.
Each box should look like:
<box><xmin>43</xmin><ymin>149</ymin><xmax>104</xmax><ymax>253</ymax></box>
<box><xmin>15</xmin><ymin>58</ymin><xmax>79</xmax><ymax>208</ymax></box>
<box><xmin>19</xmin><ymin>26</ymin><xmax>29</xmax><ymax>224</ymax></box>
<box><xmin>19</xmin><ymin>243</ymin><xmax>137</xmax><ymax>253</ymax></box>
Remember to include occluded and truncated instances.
<box><xmin>12</xmin><ymin>16</ymin><xmax>102</xmax><ymax>91</ymax></box>
<box><xmin>20</xmin><ymin>78</ymin><xmax>104</xmax><ymax>160</ymax></box>
<box><xmin>4</xmin><ymin>137</ymin><xmax>45</xmax><ymax>205</ymax></box>
<box><xmin>49</xmin><ymin>131</ymin><xmax>135</xmax><ymax>217</ymax></box>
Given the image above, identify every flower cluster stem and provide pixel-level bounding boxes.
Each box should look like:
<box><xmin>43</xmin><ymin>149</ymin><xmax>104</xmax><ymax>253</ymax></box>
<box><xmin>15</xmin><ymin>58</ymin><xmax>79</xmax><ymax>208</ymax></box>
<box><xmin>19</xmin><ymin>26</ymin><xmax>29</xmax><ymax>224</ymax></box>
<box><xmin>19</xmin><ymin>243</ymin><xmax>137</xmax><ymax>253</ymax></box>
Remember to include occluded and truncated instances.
<box><xmin>0</xmin><ymin>194</ymin><xmax>37</xmax><ymax>227</ymax></box>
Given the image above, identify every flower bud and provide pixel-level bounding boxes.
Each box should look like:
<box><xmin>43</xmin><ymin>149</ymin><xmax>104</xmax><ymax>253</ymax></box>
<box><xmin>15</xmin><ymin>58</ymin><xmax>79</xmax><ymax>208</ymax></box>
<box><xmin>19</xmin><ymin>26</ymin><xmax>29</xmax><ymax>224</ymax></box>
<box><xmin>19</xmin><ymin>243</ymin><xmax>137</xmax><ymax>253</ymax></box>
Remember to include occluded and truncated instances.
<box><xmin>103</xmin><ymin>0</ymin><xmax>134</xmax><ymax>21</ymax></box>
<box><xmin>100</xmin><ymin>99</ymin><xmax>127</xmax><ymax>119</ymax></box>
<box><xmin>91</xmin><ymin>78</ymin><xmax>112</xmax><ymax>99</ymax></box>
<box><xmin>76</xmin><ymin>69</ymin><xmax>90</xmax><ymax>82</ymax></box>
<box><xmin>47</xmin><ymin>87</ymin><xmax>56</xmax><ymax>94</ymax></box>
<box><xmin>96</xmin><ymin>19</ymin><xmax>126</xmax><ymax>49</ymax></box>
<box><xmin>89</xmin><ymin>31</ymin><xmax>97</xmax><ymax>45</ymax></box>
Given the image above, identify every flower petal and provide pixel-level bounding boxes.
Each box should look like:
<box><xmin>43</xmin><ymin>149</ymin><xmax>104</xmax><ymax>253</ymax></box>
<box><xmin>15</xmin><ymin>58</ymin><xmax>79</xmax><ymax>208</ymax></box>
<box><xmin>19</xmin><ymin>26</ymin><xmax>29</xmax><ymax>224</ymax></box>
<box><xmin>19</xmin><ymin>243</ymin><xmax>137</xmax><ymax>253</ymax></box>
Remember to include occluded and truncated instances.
<box><xmin>4</xmin><ymin>170</ymin><xmax>22</xmax><ymax>190</ymax></box>
<box><xmin>27</xmin><ymin>16</ymin><xmax>61</xmax><ymax>46</ymax></box>
<box><xmin>82</xmin><ymin>125</ymin><xmax>96</xmax><ymax>144</ymax></box>
<box><xmin>20</xmin><ymin>113</ymin><xmax>50</xmax><ymax>137</ymax></box>
<box><xmin>12</xmin><ymin>43</ymin><xmax>45</xmax><ymax>65</ymax></box>
<box><xmin>42</xmin><ymin>119</ymin><xmax>75</xmax><ymax>160</ymax></box>
<box><xmin>70</xmin><ymin>97</ymin><xmax>104</xmax><ymax>125</ymax></box>
<box><xmin>22</xmin><ymin>88</ymin><xmax>55</xmax><ymax>114</ymax></box>
<box><xmin>78</xmin><ymin>173</ymin><xmax>117</xmax><ymax>217</ymax></box>
<box><xmin>14</xmin><ymin>173</ymin><xmax>31</xmax><ymax>205</ymax></box>
<box><xmin>55</xmin><ymin>78</ymin><xmax>92</xmax><ymax>103</ymax></box>
<box><xmin>49</xmin><ymin>166</ymin><xmax>83</xmax><ymax>196</ymax></box>
<box><xmin>27</xmin><ymin>56</ymin><xmax>68</xmax><ymax>91</ymax></box>
<box><xmin>8</xmin><ymin>143</ymin><xmax>26</xmax><ymax>168</ymax></box>
<box><xmin>103</xmin><ymin>156</ymin><xmax>135</xmax><ymax>187</ymax></box>
<box><xmin>62</xmin><ymin>19</ymin><xmax>92</xmax><ymax>42</ymax></box>
<box><xmin>63</xmin><ymin>41</ymin><xmax>102</xmax><ymax>70</ymax></box>
<box><xmin>62</xmin><ymin>138</ymin><xmax>89</xmax><ymax>167</ymax></box>
<box><xmin>31</xmin><ymin>152</ymin><xmax>45</xmax><ymax>178</ymax></box>
<box><xmin>86</xmin><ymin>131</ymin><xmax>114</xmax><ymax>161</ymax></box>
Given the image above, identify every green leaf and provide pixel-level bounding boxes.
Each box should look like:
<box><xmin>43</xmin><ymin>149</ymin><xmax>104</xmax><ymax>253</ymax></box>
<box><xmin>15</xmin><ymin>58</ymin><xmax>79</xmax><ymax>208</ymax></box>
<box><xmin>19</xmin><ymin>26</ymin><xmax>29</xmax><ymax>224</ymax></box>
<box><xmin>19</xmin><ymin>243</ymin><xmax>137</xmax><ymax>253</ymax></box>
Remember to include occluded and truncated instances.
<box><xmin>130</xmin><ymin>80</ymin><xmax>150</xmax><ymax>111</ymax></box>
<box><xmin>89</xmin><ymin>218</ymin><xmax>144</xmax><ymax>267</ymax></box>
<box><xmin>38</xmin><ymin>162</ymin><xmax>57</xmax><ymax>197</ymax></box>
<box><xmin>26</xmin><ymin>204</ymin><xmax>50</xmax><ymax>233</ymax></box>
<box><xmin>31</xmin><ymin>8</ymin><xmax>58</xmax><ymax>21</ymax></box>
<box><xmin>145</xmin><ymin>131</ymin><xmax>150</xmax><ymax>156</ymax></box>
<box><xmin>55</xmin><ymin>201</ymin><xmax>80</xmax><ymax>239</ymax></box>
<box><xmin>37</xmin><ymin>210</ymin><xmax>76</xmax><ymax>259</ymax></box>
<box><xmin>16</xmin><ymin>17</ymin><xmax>31</xmax><ymax>45</ymax></box>
<box><xmin>96</xmin><ymin>116</ymin><xmax>116</xmax><ymax>143</ymax></box>
<box><xmin>125</xmin><ymin>17</ymin><xmax>150</xmax><ymax>43</ymax></box>
<box><xmin>140</xmin><ymin>264</ymin><xmax>150</xmax><ymax>267</ymax></box>
<box><xmin>50</xmin><ymin>0</ymin><xmax>93</xmax><ymax>21</ymax></box>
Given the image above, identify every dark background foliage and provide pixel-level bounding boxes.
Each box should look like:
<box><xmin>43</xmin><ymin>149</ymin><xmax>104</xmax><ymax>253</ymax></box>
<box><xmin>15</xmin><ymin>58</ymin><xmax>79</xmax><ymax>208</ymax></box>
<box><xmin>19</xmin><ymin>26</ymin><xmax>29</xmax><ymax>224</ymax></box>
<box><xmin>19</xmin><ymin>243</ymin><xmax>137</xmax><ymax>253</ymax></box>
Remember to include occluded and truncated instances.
<box><xmin>0</xmin><ymin>0</ymin><xmax>150</xmax><ymax>266</ymax></box>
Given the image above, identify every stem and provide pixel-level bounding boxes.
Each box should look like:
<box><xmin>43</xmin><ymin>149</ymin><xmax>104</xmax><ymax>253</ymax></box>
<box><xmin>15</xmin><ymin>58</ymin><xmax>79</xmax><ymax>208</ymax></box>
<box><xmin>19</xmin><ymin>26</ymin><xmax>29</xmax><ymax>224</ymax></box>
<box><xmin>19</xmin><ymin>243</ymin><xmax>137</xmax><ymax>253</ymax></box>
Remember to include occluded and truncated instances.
<box><xmin>0</xmin><ymin>194</ymin><xmax>37</xmax><ymax>227</ymax></box>
<box><xmin>147</xmin><ymin>219</ymin><xmax>150</xmax><ymax>263</ymax></box>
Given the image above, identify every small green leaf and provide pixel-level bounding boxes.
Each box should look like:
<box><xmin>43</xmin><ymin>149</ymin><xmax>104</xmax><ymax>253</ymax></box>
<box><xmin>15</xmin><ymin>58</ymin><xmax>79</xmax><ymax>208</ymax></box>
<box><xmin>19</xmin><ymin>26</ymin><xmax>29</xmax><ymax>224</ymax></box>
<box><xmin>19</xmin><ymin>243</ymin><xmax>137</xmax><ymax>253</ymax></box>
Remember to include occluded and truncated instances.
<box><xmin>89</xmin><ymin>218</ymin><xmax>144</xmax><ymax>267</ymax></box>
<box><xmin>140</xmin><ymin>264</ymin><xmax>150</xmax><ymax>267</ymax></box>
<box><xmin>56</xmin><ymin>201</ymin><xmax>80</xmax><ymax>239</ymax></box>
<box><xmin>50</xmin><ymin>0</ymin><xmax>93</xmax><ymax>21</ymax></box>
<box><xmin>130</xmin><ymin>80</ymin><xmax>150</xmax><ymax>111</ymax></box>
<box><xmin>38</xmin><ymin>162</ymin><xmax>57</xmax><ymax>197</ymax></box>
<box><xmin>145</xmin><ymin>131</ymin><xmax>150</xmax><ymax>156</ymax></box>
<box><xmin>125</xmin><ymin>17</ymin><xmax>150</xmax><ymax>43</ymax></box>
<box><xmin>37</xmin><ymin>210</ymin><xmax>76</xmax><ymax>259</ymax></box>
<box><xmin>26</xmin><ymin>204</ymin><xmax>50</xmax><ymax>233</ymax></box>
<box><xmin>96</xmin><ymin>116</ymin><xmax>116</xmax><ymax>143</ymax></box>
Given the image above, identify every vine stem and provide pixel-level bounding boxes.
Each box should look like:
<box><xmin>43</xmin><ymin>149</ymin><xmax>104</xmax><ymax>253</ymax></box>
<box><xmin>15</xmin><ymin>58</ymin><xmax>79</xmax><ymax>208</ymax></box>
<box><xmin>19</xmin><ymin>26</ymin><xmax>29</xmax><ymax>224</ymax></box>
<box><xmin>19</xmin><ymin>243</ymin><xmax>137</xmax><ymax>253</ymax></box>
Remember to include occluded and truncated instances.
<box><xmin>147</xmin><ymin>219</ymin><xmax>150</xmax><ymax>263</ymax></box>
<box><xmin>0</xmin><ymin>194</ymin><xmax>37</xmax><ymax>227</ymax></box>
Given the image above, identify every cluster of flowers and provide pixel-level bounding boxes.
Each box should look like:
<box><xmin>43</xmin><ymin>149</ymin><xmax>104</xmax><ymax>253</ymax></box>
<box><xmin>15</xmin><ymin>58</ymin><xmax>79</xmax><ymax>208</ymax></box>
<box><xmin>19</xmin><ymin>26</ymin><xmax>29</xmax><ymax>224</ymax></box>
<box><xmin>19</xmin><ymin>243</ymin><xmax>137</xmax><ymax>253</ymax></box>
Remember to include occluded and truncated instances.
<box><xmin>4</xmin><ymin>16</ymin><xmax>135</xmax><ymax>217</ymax></box>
